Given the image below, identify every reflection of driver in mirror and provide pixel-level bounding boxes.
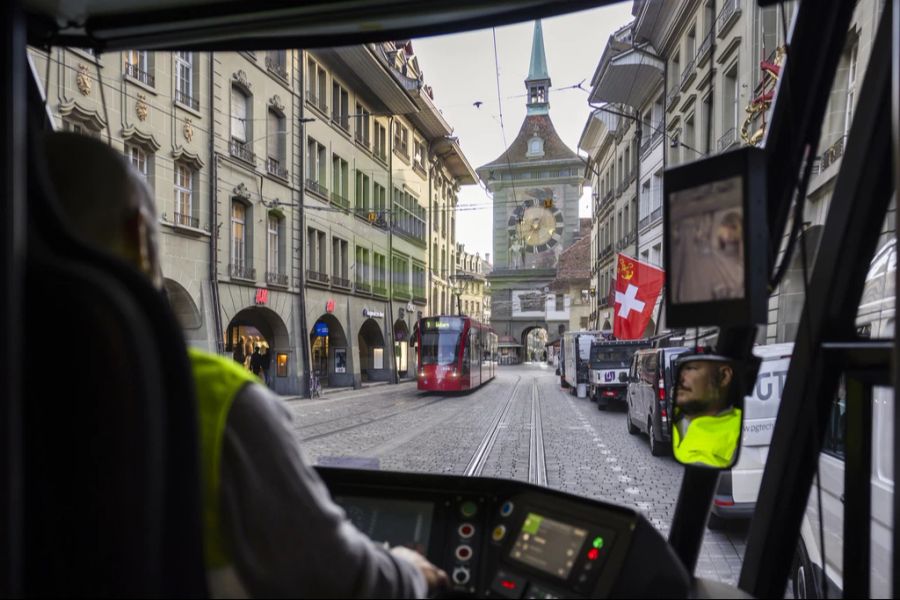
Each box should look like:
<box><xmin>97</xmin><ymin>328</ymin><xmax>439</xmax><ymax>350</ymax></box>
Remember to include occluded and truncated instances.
<box><xmin>673</xmin><ymin>360</ymin><xmax>742</xmax><ymax>468</ymax></box>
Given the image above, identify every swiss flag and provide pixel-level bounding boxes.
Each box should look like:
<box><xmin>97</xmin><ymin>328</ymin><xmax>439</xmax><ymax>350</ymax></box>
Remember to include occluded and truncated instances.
<box><xmin>613</xmin><ymin>253</ymin><xmax>664</xmax><ymax>340</ymax></box>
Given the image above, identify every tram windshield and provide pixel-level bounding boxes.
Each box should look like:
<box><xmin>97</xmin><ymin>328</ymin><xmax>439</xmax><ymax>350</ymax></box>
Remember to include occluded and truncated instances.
<box><xmin>10</xmin><ymin>0</ymin><xmax>898</xmax><ymax>597</ymax></box>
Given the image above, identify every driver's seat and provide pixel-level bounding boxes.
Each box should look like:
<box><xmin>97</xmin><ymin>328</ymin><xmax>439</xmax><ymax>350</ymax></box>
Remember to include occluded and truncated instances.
<box><xmin>20</xmin><ymin>87</ymin><xmax>208</xmax><ymax>596</ymax></box>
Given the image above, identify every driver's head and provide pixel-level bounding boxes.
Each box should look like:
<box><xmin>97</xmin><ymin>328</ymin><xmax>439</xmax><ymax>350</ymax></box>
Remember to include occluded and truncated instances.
<box><xmin>42</xmin><ymin>132</ymin><xmax>163</xmax><ymax>290</ymax></box>
<box><xmin>676</xmin><ymin>359</ymin><xmax>734</xmax><ymax>416</ymax></box>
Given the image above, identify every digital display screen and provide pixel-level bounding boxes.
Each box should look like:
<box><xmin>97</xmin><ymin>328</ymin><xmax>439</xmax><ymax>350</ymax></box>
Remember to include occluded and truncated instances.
<box><xmin>669</xmin><ymin>175</ymin><xmax>745</xmax><ymax>305</ymax></box>
<box><xmin>509</xmin><ymin>513</ymin><xmax>588</xmax><ymax>579</ymax></box>
<box><xmin>335</xmin><ymin>496</ymin><xmax>433</xmax><ymax>555</ymax></box>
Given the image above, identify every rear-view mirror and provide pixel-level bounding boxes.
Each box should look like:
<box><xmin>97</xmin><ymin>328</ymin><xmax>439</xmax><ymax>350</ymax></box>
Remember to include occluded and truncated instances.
<box><xmin>671</xmin><ymin>355</ymin><xmax>743</xmax><ymax>469</ymax></box>
<box><xmin>619</xmin><ymin>372</ymin><xmax>628</xmax><ymax>383</ymax></box>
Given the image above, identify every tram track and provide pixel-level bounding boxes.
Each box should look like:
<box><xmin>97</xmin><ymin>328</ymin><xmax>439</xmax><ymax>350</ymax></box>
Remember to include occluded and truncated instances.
<box><xmin>294</xmin><ymin>394</ymin><xmax>419</xmax><ymax>432</ymax></box>
<box><xmin>464</xmin><ymin>375</ymin><xmax>548</xmax><ymax>485</ymax></box>
<box><xmin>300</xmin><ymin>396</ymin><xmax>445</xmax><ymax>442</ymax></box>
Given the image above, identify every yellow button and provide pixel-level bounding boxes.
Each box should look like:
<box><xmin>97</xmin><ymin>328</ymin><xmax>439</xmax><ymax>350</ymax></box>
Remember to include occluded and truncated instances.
<box><xmin>492</xmin><ymin>525</ymin><xmax>507</xmax><ymax>542</ymax></box>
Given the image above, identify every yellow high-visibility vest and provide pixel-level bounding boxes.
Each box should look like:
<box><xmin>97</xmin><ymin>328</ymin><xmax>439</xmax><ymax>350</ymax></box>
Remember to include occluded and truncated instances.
<box><xmin>672</xmin><ymin>408</ymin><xmax>742</xmax><ymax>468</ymax></box>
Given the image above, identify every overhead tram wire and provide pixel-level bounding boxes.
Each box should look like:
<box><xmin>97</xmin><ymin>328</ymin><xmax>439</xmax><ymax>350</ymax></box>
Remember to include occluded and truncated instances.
<box><xmin>491</xmin><ymin>27</ymin><xmax>520</xmax><ymax>214</ymax></box>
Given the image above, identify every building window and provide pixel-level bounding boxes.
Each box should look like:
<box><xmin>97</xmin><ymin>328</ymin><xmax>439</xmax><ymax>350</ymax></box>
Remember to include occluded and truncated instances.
<box><xmin>555</xmin><ymin>294</ymin><xmax>565</xmax><ymax>311</ymax></box>
<box><xmin>355</xmin><ymin>171</ymin><xmax>371</xmax><ymax>213</ymax></box>
<box><xmin>174</xmin><ymin>162</ymin><xmax>196</xmax><ymax>227</ymax></box>
<box><xmin>332</xmin><ymin>154</ymin><xmax>349</xmax><ymax>207</ymax></box>
<box><xmin>231</xmin><ymin>201</ymin><xmax>252</xmax><ymax>279</ymax></box>
<box><xmin>392</xmin><ymin>187</ymin><xmax>426</xmax><ymax>243</ymax></box>
<box><xmin>374</xmin><ymin>253</ymin><xmax>386</xmax><ymax>294</ymax></box>
<box><xmin>306</xmin><ymin>58</ymin><xmax>328</xmax><ymax>112</ymax></box>
<box><xmin>306</xmin><ymin>138</ymin><xmax>327</xmax><ymax>196</ymax></box>
<box><xmin>844</xmin><ymin>40</ymin><xmax>859</xmax><ymax>139</ymax></box>
<box><xmin>267</xmin><ymin>214</ymin><xmax>283</xmax><ymax>280</ymax></box>
<box><xmin>332</xmin><ymin>237</ymin><xmax>350</xmax><ymax>286</ymax></box>
<box><xmin>413</xmin><ymin>263</ymin><xmax>426</xmax><ymax>298</ymax></box>
<box><xmin>265</xmin><ymin>50</ymin><xmax>288</xmax><ymax>80</ymax></box>
<box><xmin>124</xmin><ymin>50</ymin><xmax>154</xmax><ymax>86</ymax></box>
<box><xmin>332</xmin><ymin>81</ymin><xmax>349</xmax><ymax>131</ymax></box>
<box><xmin>306</xmin><ymin>228</ymin><xmax>327</xmax><ymax>280</ymax></box>
<box><xmin>393</xmin><ymin>122</ymin><xmax>409</xmax><ymax>157</ymax></box>
<box><xmin>355</xmin><ymin>246</ymin><xmax>370</xmax><ymax>289</ymax></box>
<box><xmin>413</xmin><ymin>140</ymin><xmax>426</xmax><ymax>172</ymax></box>
<box><xmin>722</xmin><ymin>63</ymin><xmax>739</xmax><ymax>140</ymax></box>
<box><xmin>266</xmin><ymin>109</ymin><xmax>287</xmax><ymax>178</ymax></box>
<box><xmin>374</xmin><ymin>123</ymin><xmax>387</xmax><ymax>160</ymax></box>
<box><xmin>174</xmin><ymin>51</ymin><xmax>197</xmax><ymax>109</ymax></box>
<box><xmin>392</xmin><ymin>254</ymin><xmax>410</xmax><ymax>295</ymax></box>
<box><xmin>373</xmin><ymin>182</ymin><xmax>386</xmax><ymax>216</ymax></box>
<box><xmin>126</xmin><ymin>144</ymin><xmax>149</xmax><ymax>181</ymax></box>
<box><xmin>355</xmin><ymin>103</ymin><xmax>371</xmax><ymax>146</ymax></box>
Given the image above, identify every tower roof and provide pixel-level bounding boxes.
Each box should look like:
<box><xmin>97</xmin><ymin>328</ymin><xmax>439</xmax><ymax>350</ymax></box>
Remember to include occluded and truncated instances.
<box><xmin>478</xmin><ymin>114</ymin><xmax>581</xmax><ymax>171</ymax></box>
<box><xmin>527</xmin><ymin>20</ymin><xmax>550</xmax><ymax>82</ymax></box>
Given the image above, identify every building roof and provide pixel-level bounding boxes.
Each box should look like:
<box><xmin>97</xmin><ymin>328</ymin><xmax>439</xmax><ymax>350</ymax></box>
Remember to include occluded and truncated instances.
<box><xmin>527</xmin><ymin>20</ymin><xmax>550</xmax><ymax>82</ymax></box>
<box><xmin>548</xmin><ymin>234</ymin><xmax>591</xmax><ymax>291</ymax></box>
<box><xmin>479</xmin><ymin>114</ymin><xmax>581</xmax><ymax>170</ymax></box>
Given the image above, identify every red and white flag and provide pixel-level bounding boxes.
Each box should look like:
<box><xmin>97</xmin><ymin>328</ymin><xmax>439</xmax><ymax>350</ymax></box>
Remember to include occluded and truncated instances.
<box><xmin>613</xmin><ymin>253</ymin><xmax>664</xmax><ymax>340</ymax></box>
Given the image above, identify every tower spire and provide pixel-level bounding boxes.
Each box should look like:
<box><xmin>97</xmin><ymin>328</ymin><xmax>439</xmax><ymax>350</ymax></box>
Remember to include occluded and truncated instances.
<box><xmin>525</xmin><ymin>20</ymin><xmax>551</xmax><ymax>115</ymax></box>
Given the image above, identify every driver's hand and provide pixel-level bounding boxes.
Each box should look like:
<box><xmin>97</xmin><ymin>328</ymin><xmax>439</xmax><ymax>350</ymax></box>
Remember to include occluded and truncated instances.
<box><xmin>390</xmin><ymin>545</ymin><xmax>449</xmax><ymax>592</ymax></box>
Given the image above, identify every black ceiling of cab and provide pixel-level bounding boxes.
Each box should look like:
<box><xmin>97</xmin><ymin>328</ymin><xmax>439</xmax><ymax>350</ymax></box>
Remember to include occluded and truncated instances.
<box><xmin>24</xmin><ymin>0</ymin><xmax>615</xmax><ymax>51</ymax></box>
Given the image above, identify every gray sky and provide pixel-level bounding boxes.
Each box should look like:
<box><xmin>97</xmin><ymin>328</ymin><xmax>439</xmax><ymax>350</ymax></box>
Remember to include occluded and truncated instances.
<box><xmin>413</xmin><ymin>2</ymin><xmax>634</xmax><ymax>260</ymax></box>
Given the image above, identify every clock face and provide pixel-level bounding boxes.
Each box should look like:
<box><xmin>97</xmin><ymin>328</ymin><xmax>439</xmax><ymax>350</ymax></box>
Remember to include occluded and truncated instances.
<box><xmin>507</xmin><ymin>195</ymin><xmax>564</xmax><ymax>253</ymax></box>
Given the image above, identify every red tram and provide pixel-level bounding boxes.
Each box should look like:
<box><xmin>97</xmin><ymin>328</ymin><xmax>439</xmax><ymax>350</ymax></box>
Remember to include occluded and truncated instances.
<box><xmin>416</xmin><ymin>316</ymin><xmax>498</xmax><ymax>392</ymax></box>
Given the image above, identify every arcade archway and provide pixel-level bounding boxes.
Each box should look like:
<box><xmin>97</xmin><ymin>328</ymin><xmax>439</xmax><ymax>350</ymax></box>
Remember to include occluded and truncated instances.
<box><xmin>358</xmin><ymin>319</ymin><xmax>387</xmax><ymax>382</ymax></box>
<box><xmin>225</xmin><ymin>306</ymin><xmax>292</xmax><ymax>391</ymax></box>
<box><xmin>310</xmin><ymin>314</ymin><xmax>350</xmax><ymax>387</ymax></box>
<box><xmin>521</xmin><ymin>326</ymin><xmax>549</xmax><ymax>363</ymax></box>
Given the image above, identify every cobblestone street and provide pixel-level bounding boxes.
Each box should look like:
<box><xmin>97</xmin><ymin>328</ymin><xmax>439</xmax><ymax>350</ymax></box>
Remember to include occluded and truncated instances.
<box><xmin>286</xmin><ymin>362</ymin><xmax>750</xmax><ymax>585</ymax></box>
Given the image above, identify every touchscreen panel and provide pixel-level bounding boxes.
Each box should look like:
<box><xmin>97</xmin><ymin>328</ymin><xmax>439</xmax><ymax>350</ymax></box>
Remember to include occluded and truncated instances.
<box><xmin>509</xmin><ymin>512</ymin><xmax>588</xmax><ymax>579</ymax></box>
<box><xmin>335</xmin><ymin>496</ymin><xmax>433</xmax><ymax>555</ymax></box>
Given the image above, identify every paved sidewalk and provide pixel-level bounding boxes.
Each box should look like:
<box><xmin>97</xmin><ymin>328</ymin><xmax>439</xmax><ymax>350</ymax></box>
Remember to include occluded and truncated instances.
<box><xmin>282</xmin><ymin>378</ymin><xmax>417</xmax><ymax>402</ymax></box>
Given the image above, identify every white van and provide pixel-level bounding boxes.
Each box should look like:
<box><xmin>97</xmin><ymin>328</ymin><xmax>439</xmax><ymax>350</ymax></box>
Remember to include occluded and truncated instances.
<box><xmin>789</xmin><ymin>236</ymin><xmax>895</xmax><ymax>598</ymax></box>
<box><xmin>707</xmin><ymin>342</ymin><xmax>793</xmax><ymax>528</ymax></box>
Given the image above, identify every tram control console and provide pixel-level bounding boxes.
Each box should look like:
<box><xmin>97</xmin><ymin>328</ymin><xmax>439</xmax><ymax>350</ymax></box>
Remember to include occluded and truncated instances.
<box><xmin>318</xmin><ymin>467</ymin><xmax>691</xmax><ymax>599</ymax></box>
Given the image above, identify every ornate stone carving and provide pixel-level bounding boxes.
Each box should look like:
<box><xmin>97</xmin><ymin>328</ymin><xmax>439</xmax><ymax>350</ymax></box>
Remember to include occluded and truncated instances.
<box><xmin>183</xmin><ymin>118</ymin><xmax>194</xmax><ymax>143</ymax></box>
<box><xmin>135</xmin><ymin>93</ymin><xmax>149</xmax><ymax>121</ymax></box>
<box><xmin>233</xmin><ymin>69</ymin><xmax>251</xmax><ymax>91</ymax></box>
<box><xmin>76</xmin><ymin>64</ymin><xmax>92</xmax><ymax>96</ymax></box>
<box><xmin>233</xmin><ymin>182</ymin><xmax>251</xmax><ymax>200</ymax></box>
<box><xmin>269</xmin><ymin>94</ymin><xmax>285</xmax><ymax>113</ymax></box>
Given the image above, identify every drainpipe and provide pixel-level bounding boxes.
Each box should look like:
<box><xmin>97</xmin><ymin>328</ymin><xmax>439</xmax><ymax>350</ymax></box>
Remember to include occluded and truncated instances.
<box><xmin>208</xmin><ymin>51</ymin><xmax>224</xmax><ymax>354</ymax></box>
<box><xmin>297</xmin><ymin>52</ymin><xmax>313</xmax><ymax>397</ymax></box>
<box><xmin>386</xmin><ymin>116</ymin><xmax>397</xmax><ymax>384</ymax></box>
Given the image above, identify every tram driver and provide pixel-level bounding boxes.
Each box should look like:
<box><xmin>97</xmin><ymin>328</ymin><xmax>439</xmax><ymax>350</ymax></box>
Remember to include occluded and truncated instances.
<box><xmin>42</xmin><ymin>132</ymin><xmax>447</xmax><ymax>598</ymax></box>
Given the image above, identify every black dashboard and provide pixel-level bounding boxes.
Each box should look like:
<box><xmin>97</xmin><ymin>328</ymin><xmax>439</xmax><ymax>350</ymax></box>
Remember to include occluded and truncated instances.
<box><xmin>317</xmin><ymin>467</ymin><xmax>691</xmax><ymax>599</ymax></box>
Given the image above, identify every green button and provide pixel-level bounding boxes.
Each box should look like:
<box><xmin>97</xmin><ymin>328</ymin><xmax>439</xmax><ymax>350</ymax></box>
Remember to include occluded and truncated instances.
<box><xmin>461</xmin><ymin>501</ymin><xmax>478</xmax><ymax>517</ymax></box>
<box><xmin>592</xmin><ymin>536</ymin><xmax>604</xmax><ymax>549</ymax></box>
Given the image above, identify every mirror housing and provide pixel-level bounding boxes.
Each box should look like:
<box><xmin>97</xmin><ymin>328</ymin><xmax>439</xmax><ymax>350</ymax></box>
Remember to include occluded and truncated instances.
<box><xmin>671</xmin><ymin>354</ymin><xmax>743</xmax><ymax>469</ymax></box>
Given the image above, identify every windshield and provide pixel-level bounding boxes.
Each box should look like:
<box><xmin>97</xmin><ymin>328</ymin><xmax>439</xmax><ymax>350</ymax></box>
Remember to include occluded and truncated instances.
<box><xmin>26</xmin><ymin>0</ymin><xmax>893</xmax><ymax>593</ymax></box>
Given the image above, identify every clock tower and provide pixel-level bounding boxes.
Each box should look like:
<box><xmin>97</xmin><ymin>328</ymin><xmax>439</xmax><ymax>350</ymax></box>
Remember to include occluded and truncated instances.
<box><xmin>477</xmin><ymin>20</ymin><xmax>586</xmax><ymax>350</ymax></box>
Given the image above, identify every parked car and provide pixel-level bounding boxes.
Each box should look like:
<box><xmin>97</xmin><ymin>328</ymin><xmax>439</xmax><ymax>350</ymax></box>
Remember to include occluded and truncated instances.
<box><xmin>708</xmin><ymin>343</ymin><xmax>792</xmax><ymax>529</ymax></box>
<box><xmin>625</xmin><ymin>346</ymin><xmax>689</xmax><ymax>456</ymax></box>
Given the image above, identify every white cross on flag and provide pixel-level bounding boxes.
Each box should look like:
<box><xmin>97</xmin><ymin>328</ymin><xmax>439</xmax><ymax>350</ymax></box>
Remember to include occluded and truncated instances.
<box><xmin>613</xmin><ymin>253</ymin><xmax>664</xmax><ymax>340</ymax></box>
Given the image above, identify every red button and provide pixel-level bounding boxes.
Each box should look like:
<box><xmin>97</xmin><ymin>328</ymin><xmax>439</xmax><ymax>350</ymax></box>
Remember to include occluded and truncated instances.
<box><xmin>501</xmin><ymin>580</ymin><xmax>517</xmax><ymax>590</ymax></box>
<box><xmin>587</xmin><ymin>548</ymin><xmax>599</xmax><ymax>561</ymax></box>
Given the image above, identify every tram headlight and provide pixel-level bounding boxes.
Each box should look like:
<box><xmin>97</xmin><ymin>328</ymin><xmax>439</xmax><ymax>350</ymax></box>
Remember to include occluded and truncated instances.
<box><xmin>418</xmin><ymin>369</ymin><xmax>425</xmax><ymax>378</ymax></box>
<box><xmin>449</xmin><ymin>370</ymin><xmax>459</xmax><ymax>378</ymax></box>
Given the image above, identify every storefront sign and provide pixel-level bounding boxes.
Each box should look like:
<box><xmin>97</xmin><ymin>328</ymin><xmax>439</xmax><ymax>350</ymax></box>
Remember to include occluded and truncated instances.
<box><xmin>314</xmin><ymin>321</ymin><xmax>329</xmax><ymax>337</ymax></box>
<box><xmin>255</xmin><ymin>288</ymin><xmax>269</xmax><ymax>305</ymax></box>
<box><xmin>362</xmin><ymin>308</ymin><xmax>384</xmax><ymax>319</ymax></box>
<box><xmin>326</xmin><ymin>299</ymin><xmax>335</xmax><ymax>313</ymax></box>
<box><xmin>406</xmin><ymin>302</ymin><xmax>415</xmax><ymax>312</ymax></box>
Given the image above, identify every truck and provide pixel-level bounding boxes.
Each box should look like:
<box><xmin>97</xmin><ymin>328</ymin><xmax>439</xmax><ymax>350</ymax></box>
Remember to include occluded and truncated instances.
<box><xmin>588</xmin><ymin>339</ymin><xmax>652</xmax><ymax>407</ymax></box>
<box><xmin>561</xmin><ymin>331</ymin><xmax>600</xmax><ymax>393</ymax></box>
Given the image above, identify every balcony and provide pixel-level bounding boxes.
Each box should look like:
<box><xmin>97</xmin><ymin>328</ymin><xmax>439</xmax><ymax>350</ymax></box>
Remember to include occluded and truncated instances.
<box><xmin>306</xmin><ymin>269</ymin><xmax>329</xmax><ymax>285</ymax></box>
<box><xmin>229</xmin><ymin>263</ymin><xmax>255</xmax><ymax>281</ymax></box>
<box><xmin>639</xmin><ymin>215</ymin><xmax>650</xmax><ymax>230</ymax></box>
<box><xmin>666</xmin><ymin>83</ymin><xmax>680</xmax><ymax>110</ymax></box>
<box><xmin>650</xmin><ymin>207</ymin><xmax>662</xmax><ymax>224</ymax></box>
<box><xmin>305</xmin><ymin>178</ymin><xmax>328</xmax><ymax>199</ymax></box>
<box><xmin>332</xmin><ymin>276</ymin><xmax>352</xmax><ymax>289</ymax></box>
<box><xmin>265</xmin><ymin>55</ymin><xmax>288</xmax><ymax>80</ymax></box>
<box><xmin>266</xmin><ymin>271</ymin><xmax>289</xmax><ymax>287</ymax></box>
<box><xmin>599</xmin><ymin>297</ymin><xmax>609</xmax><ymax>308</ymax></box>
<box><xmin>266</xmin><ymin>157</ymin><xmax>289</xmax><ymax>180</ymax></box>
<box><xmin>392</xmin><ymin>223</ymin><xmax>425</xmax><ymax>244</ymax></box>
<box><xmin>373</xmin><ymin>284</ymin><xmax>388</xmax><ymax>297</ymax></box>
<box><xmin>680</xmin><ymin>56</ymin><xmax>697</xmax><ymax>91</ymax></box>
<box><xmin>306</xmin><ymin>92</ymin><xmax>326</xmax><ymax>113</ymax></box>
<box><xmin>175</xmin><ymin>89</ymin><xmax>199</xmax><ymax>111</ymax></box>
<box><xmin>603</xmin><ymin>190</ymin><xmax>613</xmax><ymax>205</ymax></box>
<box><xmin>330</xmin><ymin>191</ymin><xmax>350</xmax><ymax>210</ymax></box>
<box><xmin>355</xmin><ymin>281</ymin><xmax>371</xmax><ymax>294</ymax></box>
<box><xmin>174</xmin><ymin>212</ymin><xmax>199</xmax><ymax>229</ymax></box>
<box><xmin>229</xmin><ymin>139</ymin><xmax>256</xmax><ymax>165</ymax></box>
<box><xmin>717</xmin><ymin>127</ymin><xmax>737</xmax><ymax>152</ymax></box>
<box><xmin>639</xmin><ymin>136</ymin><xmax>651</xmax><ymax>157</ymax></box>
<box><xmin>124</xmin><ymin>63</ymin><xmax>154</xmax><ymax>87</ymax></box>
<box><xmin>412</xmin><ymin>160</ymin><xmax>427</xmax><ymax>178</ymax></box>
<box><xmin>354</xmin><ymin>132</ymin><xmax>370</xmax><ymax>148</ymax></box>
<box><xmin>820</xmin><ymin>136</ymin><xmax>846</xmax><ymax>171</ymax></box>
<box><xmin>697</xmin><ymin>31</ymin><xmax>713</xmax><ymax>65</ymax></box>
<box><xmin>716</xmin><ymin>0</ymin><xmax>742</xmax><ymax>38</ymax></box>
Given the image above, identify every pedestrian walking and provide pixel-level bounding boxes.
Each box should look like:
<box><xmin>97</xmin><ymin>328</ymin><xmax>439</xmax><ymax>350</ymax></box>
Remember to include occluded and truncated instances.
<box><xmin>261</xmin><ymin>346</ymin><xmax>272</xmax><ymax>387</ymax></box>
